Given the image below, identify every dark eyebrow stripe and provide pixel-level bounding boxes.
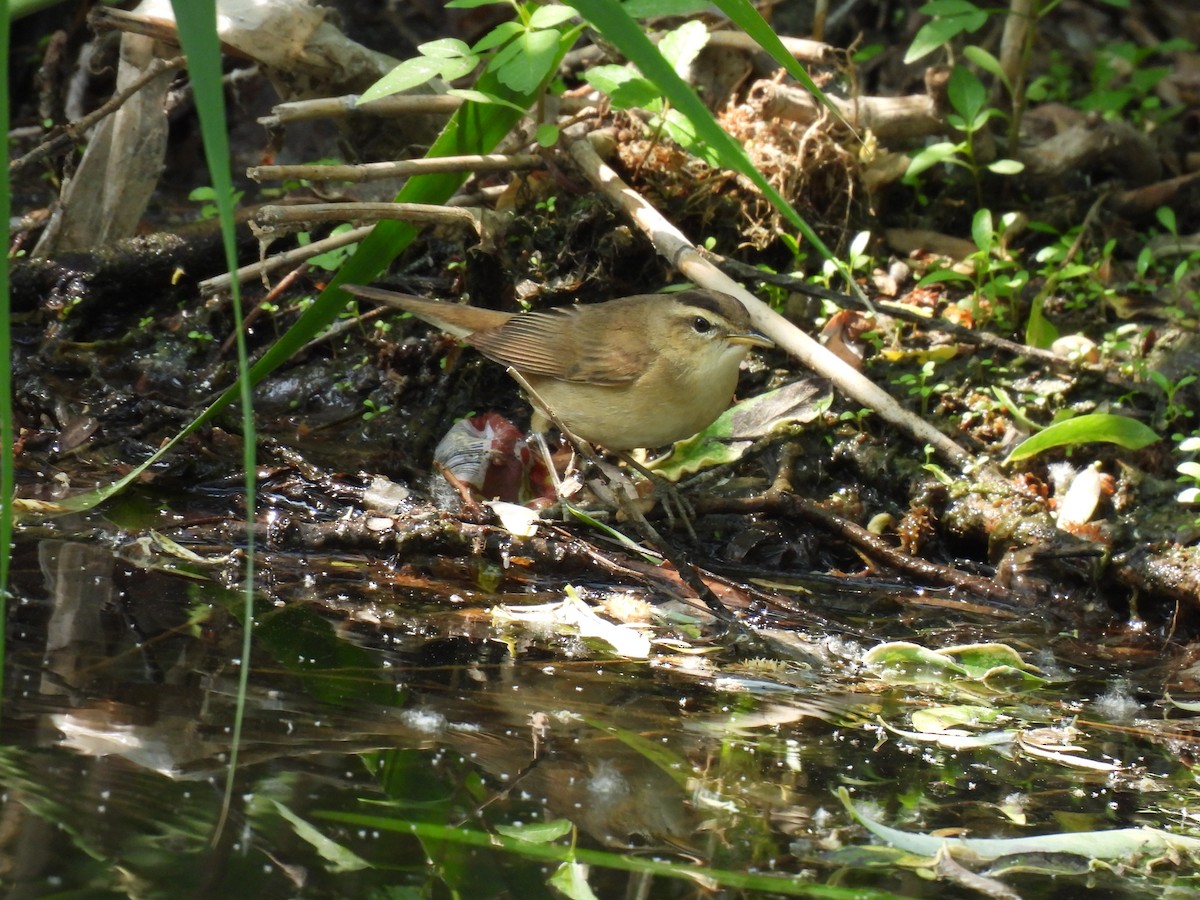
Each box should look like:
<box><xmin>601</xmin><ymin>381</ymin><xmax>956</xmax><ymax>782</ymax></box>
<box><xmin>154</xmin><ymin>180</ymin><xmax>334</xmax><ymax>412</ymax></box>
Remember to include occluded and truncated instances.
<box><xmin>672</xmin><ymin>290</ymin><xmax>729</xmax><ymax>318</ymax></box>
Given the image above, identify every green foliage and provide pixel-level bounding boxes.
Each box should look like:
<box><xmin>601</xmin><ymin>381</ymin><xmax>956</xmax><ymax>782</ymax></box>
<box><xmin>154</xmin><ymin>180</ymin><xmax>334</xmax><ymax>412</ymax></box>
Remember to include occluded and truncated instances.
<box><xmin>814</xmin><ymin>230</ymin><xmax>871</xmax><ymax>289</ymax></box>
<box><xmin>189</xmin><ymin>184</ymin><xmax>245</xmax><ymax>220</ymax></box>
<box><xmin>299</xmin><ymin>224</ymin><xmax>360</xmax><ymax>271</ymax></box>
<box><xmin>893</xmin><ymin>360</ymin><xmax>949</xmax><ymax>417</ymax></box>
<box><xmin>585</xmin><ymin>20</ymin><xmax>712</xmax><ymax>153</ymax></box>
<box><xmin>360</xmin><ymin>1</ymin><xmax>581</xmax><ymax>106</ymax></box>
<box><xmin>916</xmin><ymin>209</ymin><xmax>1028</xmax><ymax>331</ymax></box>
<box><xmin>0</xmin><ymin>0</ymin><xmax>10</xmax><ymax>662</ymax></box>
<box><xmin>904</xmin><ymin>0</ymin><xmax>988</xmax><ymax>63</ymax></box>
<box><xmin>1148</xmin><ymin>371</ymin><xmax>1197</xmax><ymax>432</ymax></box>
<box><xmin>864</xmin><ymin>641</ymin><xmax>1048</xmax><ymax>693</ymax></box>
<box><xmin>1079</xmin><ymin>40</ymin><xmax>1187</xmax><ymax>121</ymax></box>
<box><xmin>1005</xmin><ymin>413</ymin><xmax>1160</xmax><ymax>463</ymax></box>
<box><xmin>905</xmin><ymin>66</ymin><xmax>1024</xmax><ymax>201</ymax></box>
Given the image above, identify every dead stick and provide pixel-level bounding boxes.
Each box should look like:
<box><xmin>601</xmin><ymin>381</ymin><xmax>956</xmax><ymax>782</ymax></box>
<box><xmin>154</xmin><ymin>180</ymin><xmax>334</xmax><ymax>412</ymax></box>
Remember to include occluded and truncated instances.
<box><xmin>11</xmin><ymin>55</ymin><xmax>187</xmax><ymax>175</ymax></box>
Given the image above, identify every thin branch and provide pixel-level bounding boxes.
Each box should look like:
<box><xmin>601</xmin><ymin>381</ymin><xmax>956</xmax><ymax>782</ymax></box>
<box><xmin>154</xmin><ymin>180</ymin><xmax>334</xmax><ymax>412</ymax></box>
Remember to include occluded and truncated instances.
<box><xmin>10</xmin><ymin>55</ymin><xmax>187</xmax><ymax>175</ymax></box>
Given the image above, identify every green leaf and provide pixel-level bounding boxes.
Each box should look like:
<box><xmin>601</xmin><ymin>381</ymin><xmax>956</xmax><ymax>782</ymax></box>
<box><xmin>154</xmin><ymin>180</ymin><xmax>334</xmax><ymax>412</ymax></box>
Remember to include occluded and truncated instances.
<box><xmin>650</xmin><ymin>379</ymin><xmax>832</xmax><ymax>480</ymax></box>
<box><xmin>1005</xmin><ymin>414</ymin><xmax>1159</xmax><ymax>463</ymax></box>
<box><xmin>495</xmin><ymin>819</ymin><xmax>574</xmax><ymax>842</ymax></box>
<box><xmin>445</xmin><ymin>88</ymin><xmax>528</xmax><ymax>113</ymax></box>
<box><xmin>1024</xmin><ymin>297</ymin><xmax>1059</xmax><ymax>349</ymax></box>
<box><xmin>548</xmin><ymin>861</ymin><xmax>600</xmax><ymax>900</ymax></box>
<box><xmin>438</xmin><ymin>55</ymin><xmax>479</xmax><ymax>82</ymax></box>
<box><xmin>971</xmin><ymin>207</ymin><xmax>994</xmax><ymax>252</ymax></box>
<box><xmin>536</xmin><ymin>122</ymin><xmax>560</xmax><ymax>147</ymax></box>
<box><xmin>906</xmin><ymin>19</ymin><xmax>965</xmax><ymax>63</ymax></box>
<box><xmin>529</xmin><ymin>4</ymin><xmax>579</xmax><ymax>28</ymax></box>
<box><xmin>472</xmin><ymin>20</ymin><xmax>524</xmax><ymax>53</ymax></box>
<box><xmin>360</xmin><ymin>56</ymin><xmax>444</xmax><ymax>102</ymax></box>
<box><xmin>491</xmin><ymin>27</ymin><xmax>563</xmax><ymax>93</ymax></box>
<box><xmin>905</xmin><ymin>141</ymin><xmax>962</xmax><ymax>179</ymax></box>
<box><xmin>916</xmin><ymin>267</ymin><xmax>974</xmax><ymax>288</ymax></box>
<box><xmin>987</xmin><ymin>158</ymin><xmax>1025</xmax><ymax>174</ymax></box>
<box><xmin>947</xmin><ymin>65</ymin><xmax>987</xmax><ymax>121</ymax></box>
<box><xmin>273</xmin><ymin>802</ymin><xmax>371</xmax><ymax>872</ymax></box>
<box><xmin>963</xmin><ymin>44</ymin><xmax>1011</xmax><ymax>93</ymax></box>
<box><xmin>419</xmin><ymin>38</ymin><xmax>472</xmax><ymax>59</ymax></box>
<box><xmin>658</xmin><ymin>19</ymin><xmax>709</xmax><ymax>76</ymax></box>
<box><xmin>863</xmin><ymin>642</ymin><xmax>969</xmax><ymax>686</ymax></box>
<box><xmin>905</xmin><ymin>0</ymin><xmax>987</xmax><ymax>63</ymax></box>
<box><xmin>623</xmin><ymin>0</ymin><xmax>711</xmax><ymax>15</ymax></box>
<box><xmin>583</xmin><ymin>64</ymin><xmax>661</xmax><ymax>109</ymax></box>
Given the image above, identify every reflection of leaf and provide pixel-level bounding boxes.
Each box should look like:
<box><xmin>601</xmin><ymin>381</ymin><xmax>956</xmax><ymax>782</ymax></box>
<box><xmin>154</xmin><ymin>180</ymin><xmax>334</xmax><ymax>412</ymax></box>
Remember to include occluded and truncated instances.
<box><xmin>496</xmin><ymin>819</ymin><xmax>574</xmax><ymax>843</ymax></box>
<box><xmin>253</xmin><ymin>602</ymin><xmax>399</xmax><ymax>707</ymax></box>
<box><xmin>491</xmin><ymin>588</ymin><xmax>652</xmax><ymax>658</ymax></box>
<box><xmin>910</xmin><ymin>704</ymin><xmax>1001</xmax><ymax>734</ymax></box>
<box><xmin>548</xmin><ymin>860</ymin><xmax>600</xmax><ymax>900</ymax></box>
<box><xmin>837</xmin><ymin>787</ymin><xmax>1200</xmax><ymax>863</ymax></box>
<box><xmin>650</xmin><ymin>379</ymin><xmax>832</xmax><ymax>481</ymax></box>
<box><xmin>863</xmin><ymin>641</ymin><xmax>968</xmax><ymax>686</ymax></box>
<box><xmin>273</xmin><ymin>801</ymin><xmax>371</xmax><ymax>872</ymax></box>
<box><xmin>864</xmin><ymin>641</ymin><xmax>1047</xmax><ymax>692</ymax></box>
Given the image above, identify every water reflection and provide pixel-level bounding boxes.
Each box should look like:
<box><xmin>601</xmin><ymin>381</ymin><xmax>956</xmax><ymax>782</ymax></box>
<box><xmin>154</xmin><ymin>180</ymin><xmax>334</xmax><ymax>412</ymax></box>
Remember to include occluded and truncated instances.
<box><xmin>3</xmin><ymin>538</ymin><xmax>853</xmax><ymax>896</ymax></box>
<box><xmin>3</xmin><ymin>536</ymin><xmax>1178</xmax><ymax>898</ymax></box>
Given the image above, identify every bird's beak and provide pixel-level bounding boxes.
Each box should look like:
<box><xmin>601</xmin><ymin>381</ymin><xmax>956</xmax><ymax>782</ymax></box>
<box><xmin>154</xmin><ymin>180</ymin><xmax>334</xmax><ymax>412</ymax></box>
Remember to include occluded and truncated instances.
<box><xmin>727</xmin><ymin>331</ymin><xmax>774</xmax><ymax>349</ymax></box>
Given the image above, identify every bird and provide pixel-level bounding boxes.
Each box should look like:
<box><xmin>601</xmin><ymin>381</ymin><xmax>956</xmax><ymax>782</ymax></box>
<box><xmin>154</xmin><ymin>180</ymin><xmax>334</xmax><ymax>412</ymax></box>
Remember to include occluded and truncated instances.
<box><xmin>343</xmin><ymin>285</ymin><xmax>773</xmax><ymax>451</ymax></box>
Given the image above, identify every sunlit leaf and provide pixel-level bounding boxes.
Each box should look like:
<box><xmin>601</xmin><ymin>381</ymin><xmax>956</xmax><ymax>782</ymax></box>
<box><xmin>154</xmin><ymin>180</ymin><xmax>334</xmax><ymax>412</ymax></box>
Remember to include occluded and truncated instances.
<box><xmin>838</xmin><ymin>786</ymin><xmax>1200</xmax><ymax>862</ymax></box>
<box><xmin>472</xmin><ymin>19</ymin><xmax>524</xmax><ymax>53</ymax></box>
<box><xmin>650</xmin><ymin>379</ymin><xmax>832</xmax><ymax>481</ymax></box>
<box><xmin>496</xmin><ymin>819</ymin><xmax>574</xmax><ymax>842</ymax></box>
<box><xmin>963</xmin><ymin>44</ymin><xmax>1010</xmax><ymax>92</ymax></box>
<box><xmin>529</xmin><ymin>5</ymin><xmax>579</xmax><ymax>28</ymax></box>
<box><xmin>273</xmin><ymin>801</ymin><xmax>371</xmax><ymax>873</ymax></box>
<box><xmin>987</xmin><ymin>158</ymin><xmax>1025</xmax><ymax>174</ymax></box>
<box><xmin>419</xmin><ymin>38</ymin><xmax>472</xmax><ymax>59</ymax></box>
<box><xmin>491</xmin><ymin>27</ymin><xmax>563</xmax><ymax>93</ymax></box>
<box><xmin>360</xmin><ymin>56</ymin><xmax>444</xmax><ymax>102</ymax></box>
<box><xmin>905</xmin><ymin>141</ymin><xmax>962</xmax><ymax>179</ymax></box>
<box><xmin>1005</xmin><ymin>414</ymin><xmax>1159</xmax><ymax>462</ymax></box>
<box><xmin>657</xmin><ymin>19</ymin><xmax>709</xmax><ymax>76</ymax></box>
<box><xmin>549</xmin><ymin>861</ymin><xmax>600</xmax><ymax>900</ymax></box>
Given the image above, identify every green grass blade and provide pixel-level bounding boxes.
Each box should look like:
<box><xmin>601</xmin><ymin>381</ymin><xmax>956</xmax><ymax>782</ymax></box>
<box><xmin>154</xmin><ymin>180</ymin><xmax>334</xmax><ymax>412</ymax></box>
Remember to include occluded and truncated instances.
<box><xmin>169</xmin><ymin>0</ymin><xmax>256</xmax><ymax>842</ymax></box>
<box><xmin>709</xmin><ymin>0</ymin><xmax>835</xmax><ymax>107</ymax></box>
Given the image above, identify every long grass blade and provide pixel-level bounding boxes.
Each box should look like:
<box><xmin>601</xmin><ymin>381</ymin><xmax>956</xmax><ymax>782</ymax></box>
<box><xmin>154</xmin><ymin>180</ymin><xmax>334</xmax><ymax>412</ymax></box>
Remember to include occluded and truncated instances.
<box><xmin>168</xmin><ymin>0</ymin><xmax>256</xmax><ymax>844</ymax></box>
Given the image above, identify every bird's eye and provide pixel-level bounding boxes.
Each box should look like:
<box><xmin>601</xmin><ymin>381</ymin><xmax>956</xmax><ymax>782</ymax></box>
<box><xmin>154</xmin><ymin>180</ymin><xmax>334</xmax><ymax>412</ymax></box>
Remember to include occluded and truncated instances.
<box><xmin>691</xmin><ymin>316</ymin><xmax>714</xmax><ymax>334</ymax></box>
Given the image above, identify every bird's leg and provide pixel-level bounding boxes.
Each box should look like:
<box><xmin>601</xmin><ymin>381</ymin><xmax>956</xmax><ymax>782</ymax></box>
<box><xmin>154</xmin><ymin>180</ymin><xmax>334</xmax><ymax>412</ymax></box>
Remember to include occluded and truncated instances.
<box><xmin>506</xmin><ymin>369</ymin><xmax>602</xmax><ymax>502</ymax></box>
<box><xmin>506</xmin><ymin>368</ymin><xmax>695</xmax><ymax>538</ymax></box>
<box><xmin>506</xmin><ymin>369</ymin><xmax>742</xmax><ymax>630</ymax></box>
<box><xmin>613</xmin><ymin>451</ymin><xmax>698</xmax><ymax>543</ymax></box>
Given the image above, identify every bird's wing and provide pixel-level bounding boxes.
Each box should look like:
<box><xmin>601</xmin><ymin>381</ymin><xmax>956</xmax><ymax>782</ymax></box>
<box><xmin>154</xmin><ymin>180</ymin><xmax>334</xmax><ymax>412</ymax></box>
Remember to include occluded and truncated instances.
<box><xmin>467</xmin><ymin>305</ymin><xmax>652</xmax><ymax>385</ymax></box>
